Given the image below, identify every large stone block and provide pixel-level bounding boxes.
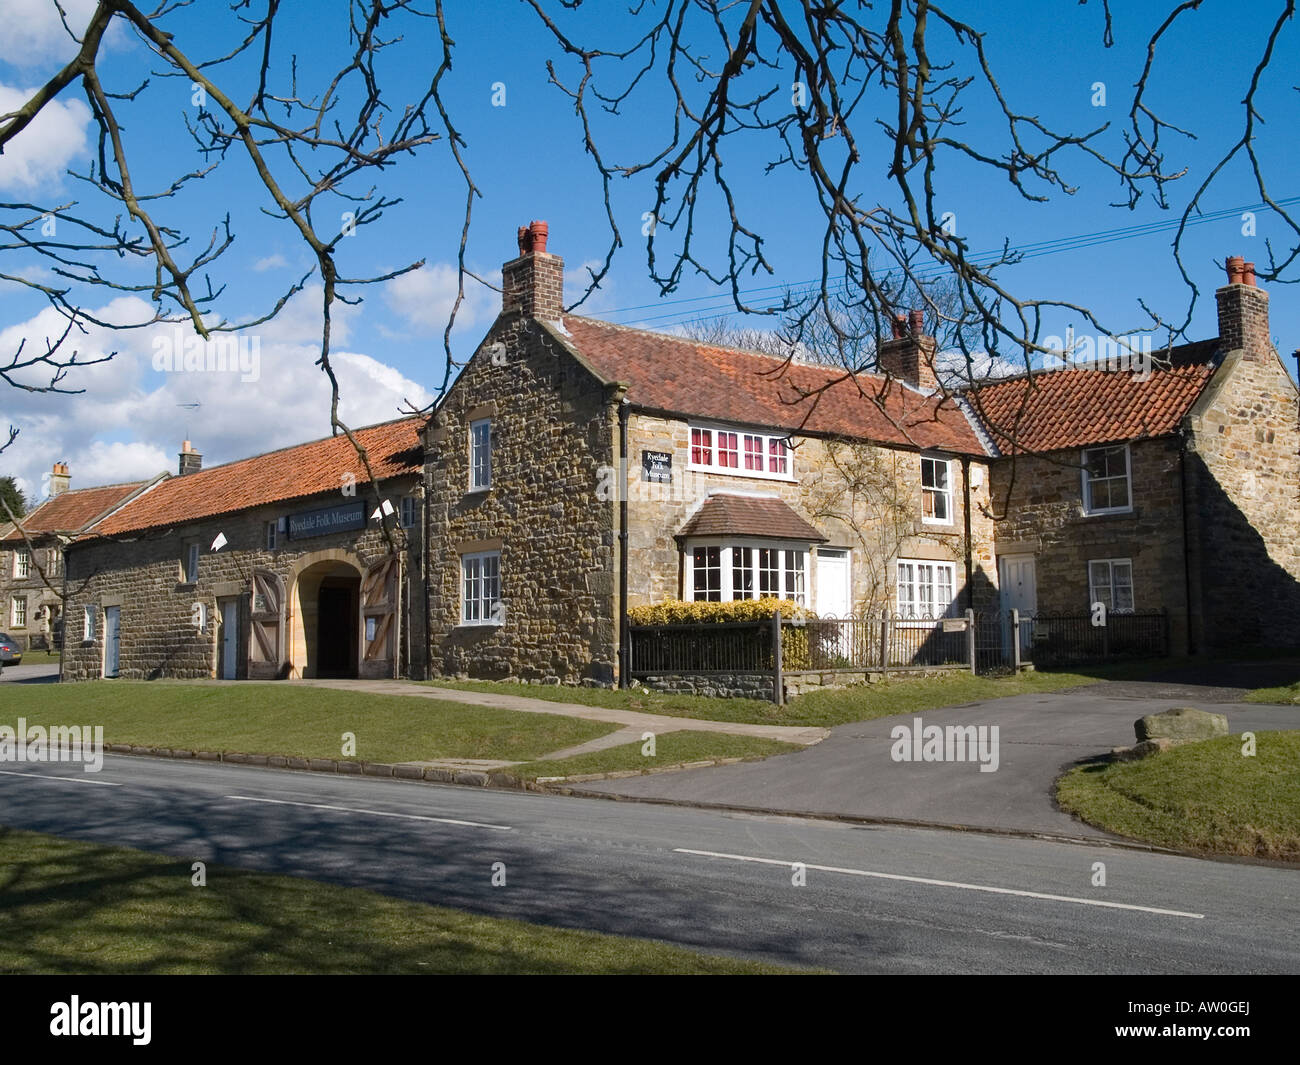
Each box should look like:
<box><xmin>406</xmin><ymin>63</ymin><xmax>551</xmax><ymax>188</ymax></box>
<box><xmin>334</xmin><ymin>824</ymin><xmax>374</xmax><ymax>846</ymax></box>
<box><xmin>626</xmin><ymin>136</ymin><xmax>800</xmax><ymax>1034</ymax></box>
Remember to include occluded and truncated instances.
<box><xmin>1134</xmin><ymin>707</ymin><xmax>1228</xmax><ymax>744</ymax></box>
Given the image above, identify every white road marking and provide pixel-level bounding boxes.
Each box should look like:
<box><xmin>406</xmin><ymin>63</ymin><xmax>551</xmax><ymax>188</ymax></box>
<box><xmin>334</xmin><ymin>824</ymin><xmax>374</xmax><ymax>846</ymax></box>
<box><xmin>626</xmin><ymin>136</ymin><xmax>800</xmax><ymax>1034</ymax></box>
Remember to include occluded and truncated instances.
<box><xmin>0</xmin><ymin>768</ymin><xmax>122</xmax><ymax>786</ymax></box>
<box><xmin>224</xmin><ymin>794</ymin><xmax>512</xmax><ymax>832</ymax></box>
<box><xmin>675</xmin><ymin>848</ymin><xmax>1205</xmax><ymax>919</ymax></box>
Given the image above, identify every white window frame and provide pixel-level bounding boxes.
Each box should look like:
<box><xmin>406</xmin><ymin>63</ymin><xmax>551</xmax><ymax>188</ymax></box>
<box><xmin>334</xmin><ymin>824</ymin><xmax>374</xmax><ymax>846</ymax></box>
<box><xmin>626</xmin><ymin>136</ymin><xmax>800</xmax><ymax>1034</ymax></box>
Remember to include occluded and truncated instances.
<box><xmin>11</xmin><ymin>596</ymin><xmax>27</xmax><ymax>628</ymax></box>
<box><xmin>1081</xmin><ymin>444</ymin><xmax>1132</xmax><ymax>515</ymax></box>
<box><xmin>684</xmin><ymin>540</ymin><xmax>809</xmax><ymax>604</ymax></box>
<box><xmin>896</xmin><ymin>559</ymin><xmax>958</xmax><ymax>623</ymax></box>
<box><xmin>920</xmin><ymin>455</ymin><xmax>953</xmax><ymax>525</ymax></box>
<box><xmin>13</xmin><ymin>549</ymin><xmax>29</xmax><ymax>579</ymax></box>
<box><xmin>83</xmin><ymin>605</ymin><xmax>95</xmax><ymax>641</ymax></box>
<box><xmin>400</xmin><ymin>495</ymin><xmax>418</xmax><ymax>529</ymax></box>
<box><xmin>184</xmin><ymin>542</ymin><xmax>200</xmax><ymax>584</ymax></box>
<box><xmin>469</xmin><ymin>418</ymin><xmax>492</xmax><ymax>492</ymax></box>
<box><xmin>460</xmin><ymin>550</ymin><xmax>502</xmax><ymax>626</ymax></box>
<box><xmin>687</xmin><ymin>423</ymin><xmax>795</xmax><ymax>482</ymax></box>
<box><xmin>47</xmin><ymin>548</ymin><xmax>60</xmax><ymax>576</ymax></box>
<box><xmin>265</xmin><ymin>522</ymin><xmax>278</xmax><ymax>551</ymax></box>
<box><xmin>1088</xmin><ymin>558</ymin><xmax>1135</xmax><ymax>614</ymax></box>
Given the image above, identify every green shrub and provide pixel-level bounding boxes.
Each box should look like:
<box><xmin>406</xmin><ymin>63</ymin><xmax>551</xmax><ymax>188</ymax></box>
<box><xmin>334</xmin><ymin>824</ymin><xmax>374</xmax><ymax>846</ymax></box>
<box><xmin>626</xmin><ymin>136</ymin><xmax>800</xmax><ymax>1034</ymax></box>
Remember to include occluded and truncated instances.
<box><xmin>627</xmin><ymin>599</ymin><xmax>817</xmax><ymax>670</ymax></box>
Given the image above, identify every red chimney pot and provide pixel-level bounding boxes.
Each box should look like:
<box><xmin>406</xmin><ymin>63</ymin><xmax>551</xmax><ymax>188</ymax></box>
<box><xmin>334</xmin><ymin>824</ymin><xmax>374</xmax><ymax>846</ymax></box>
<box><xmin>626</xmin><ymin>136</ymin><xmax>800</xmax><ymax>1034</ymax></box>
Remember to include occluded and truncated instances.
<box><xmin>1225</xmin><ymin>255</ymin><xmax>1246</xmax><ymax>285</ymax></box>
<box><xmin>1243</xmin><ymin>261</ymin><xmax>1257</xmax><ymax>287</ymax></box>
<box><xmin>891</xmin><ymin>313</ymin><xmax>907</xmax><ymax>340</ymax></box>
<box><xmin>908</xmin><ymin>309</ymin><xmax>925</xmax><ymax>336</ymax></box>
<box><xmin>529</xmin><ymin>220</ymin><xmax>549</xmax><ymax>255</ymax></box>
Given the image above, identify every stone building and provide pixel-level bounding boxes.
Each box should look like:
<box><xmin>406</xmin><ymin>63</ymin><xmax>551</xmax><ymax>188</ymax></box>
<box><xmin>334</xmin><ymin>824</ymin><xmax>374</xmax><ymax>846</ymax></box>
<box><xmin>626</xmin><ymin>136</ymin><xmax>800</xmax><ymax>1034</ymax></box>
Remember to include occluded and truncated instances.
<box><xmin>43</xmin><ymin>223</ymin><xmax>1300</xmax><ymax>684</ymax></box>
<box><xmin>0</xmin><ymin>465</ymin><xmax>156</xmax><ymax>652</ymax></box>
<box><xmin>422</xmin><ymin>221</ymin><xmax>996</xmax><ymax>685</ymax></box>
<box><xmin>979</xmin><ymin>258</ymin><xmax>1300</xmax><ymax>654</ymax></box>
<box><xmin>62</xmin><ymin>421</ymin><xmax>426</xmax><ymax>681</ymax></box>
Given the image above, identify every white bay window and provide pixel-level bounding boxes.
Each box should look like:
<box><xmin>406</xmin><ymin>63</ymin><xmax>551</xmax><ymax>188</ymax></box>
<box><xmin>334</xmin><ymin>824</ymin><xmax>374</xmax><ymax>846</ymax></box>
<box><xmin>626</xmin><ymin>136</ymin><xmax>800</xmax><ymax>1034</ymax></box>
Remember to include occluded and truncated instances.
<box><xmin>687</xmin><ymin>541</ymin><xmax>808</xmax><ymax>603</ymax></box>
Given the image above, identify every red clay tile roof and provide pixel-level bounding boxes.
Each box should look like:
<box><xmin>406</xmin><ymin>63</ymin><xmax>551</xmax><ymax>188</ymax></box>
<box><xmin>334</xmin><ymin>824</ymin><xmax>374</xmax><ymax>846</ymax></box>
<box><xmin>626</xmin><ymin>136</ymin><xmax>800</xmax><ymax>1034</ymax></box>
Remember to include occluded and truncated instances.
<box><xmin>1</xmin><ymin>481</ymin><xmax>149</xmax><ymax>542</ymax></box>
<box><xmin>676</xmin><ymin>492</ymin><xmax>827</xmax><ymax>542</ymax></box>
<box><xmin>558</xmin><ymin>316</ymin><xmax>986</xmax><ymax>455</ymax></box>
<box><xmin>968</xmin><ymin>340</ymin><xmax>1221</xmax><ymax>453</ymax></box>
<box><xmin>91</xmin><ymin>416</ymin><xmax>425</xmax><ymax>537</ymax></box>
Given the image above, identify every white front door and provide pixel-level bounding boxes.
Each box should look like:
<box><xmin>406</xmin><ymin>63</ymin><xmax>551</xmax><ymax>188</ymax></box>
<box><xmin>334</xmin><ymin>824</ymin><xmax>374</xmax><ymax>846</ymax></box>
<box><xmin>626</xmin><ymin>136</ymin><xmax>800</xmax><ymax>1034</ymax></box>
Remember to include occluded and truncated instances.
<box><xmin>816</xmin><ymin>548</ymin><xmax>851</xmax><ymax>617</ymax></box>
<box><xmin>999</xmin><ymin>555</ymin><xmax>1037</xmax><ymax>651</ymax></box>
<box><xmin>103</xmin><ymin>606</ymin><xmax>120</xmax><ymax>678</ymax></box>
<box><xmin>220</xmin><ymin>599</ymin><xmax>239</xmax><ymax>680</ymax></box>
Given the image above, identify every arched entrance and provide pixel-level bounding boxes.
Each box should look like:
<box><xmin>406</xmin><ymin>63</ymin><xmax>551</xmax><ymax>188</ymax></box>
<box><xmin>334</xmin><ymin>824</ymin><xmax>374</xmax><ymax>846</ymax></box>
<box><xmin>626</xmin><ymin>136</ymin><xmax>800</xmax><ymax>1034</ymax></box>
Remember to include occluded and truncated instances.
<box><xmin>292</xmin><ymin>557</ymin><xmax>363</xmax><ymax>678</ymax></box>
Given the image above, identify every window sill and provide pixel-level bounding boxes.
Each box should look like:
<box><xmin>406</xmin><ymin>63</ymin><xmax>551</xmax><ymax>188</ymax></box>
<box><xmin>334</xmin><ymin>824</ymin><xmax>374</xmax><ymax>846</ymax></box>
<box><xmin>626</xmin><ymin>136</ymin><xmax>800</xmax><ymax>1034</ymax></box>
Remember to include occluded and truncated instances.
<box><xmin>686</xmin><ymin>465</ymin><xmax>796</xmax><ymax>484</ymax></box>
<box><xmin>1077</xmin><ymin>507</ymin><xmax>1136</xmax><ymax>520</ymax></box>
<box><xmin>455</xmin><ymin>620</ymin><xmax>503</xmax><ymax>630</ymax></box>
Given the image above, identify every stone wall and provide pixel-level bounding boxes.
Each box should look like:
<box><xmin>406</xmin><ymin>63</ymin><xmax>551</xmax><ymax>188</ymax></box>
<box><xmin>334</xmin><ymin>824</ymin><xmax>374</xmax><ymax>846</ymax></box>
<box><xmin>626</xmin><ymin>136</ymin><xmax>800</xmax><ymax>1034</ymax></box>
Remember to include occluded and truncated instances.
<box><xmin>0</xmin><ymin>539</ymin><xmax>64</xmax><ymax>650</ymax></box>
<box><xmin>423</xmin><ymin>315</ymin><xmax>619</xmax><ymax>686</ymax></box>
<box><xmin>989</xmin><ymin>437</ymin><xmax>1190</xmax><ymax>651</ymax></box>
<box><xmin>1185</xmin><ymin>349</ymin><xmax>1300</xmax><ymax>649</ymax></box>
<box><xmin>635</xmin><ymin>672</ymin><xmax>775</xmax><ymax>700</ymax></box>
<box><xmin>62</xmin><ymin>479</ymin><xmax>424</xmax><ymax>682</ymax></box>
<box><xmin>623</xmin><ymin>411</ymin><xmax>998</xmax><ymax>614</ymax></box>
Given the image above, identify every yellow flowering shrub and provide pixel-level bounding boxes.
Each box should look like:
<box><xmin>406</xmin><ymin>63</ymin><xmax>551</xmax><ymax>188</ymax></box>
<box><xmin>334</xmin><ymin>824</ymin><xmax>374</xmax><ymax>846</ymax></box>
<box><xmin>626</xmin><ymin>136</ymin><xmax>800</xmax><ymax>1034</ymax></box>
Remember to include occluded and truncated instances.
<box><xmin>627</xmin><ymin>599</ymin><xmax>818</xmax><ymax>669</ymax></box>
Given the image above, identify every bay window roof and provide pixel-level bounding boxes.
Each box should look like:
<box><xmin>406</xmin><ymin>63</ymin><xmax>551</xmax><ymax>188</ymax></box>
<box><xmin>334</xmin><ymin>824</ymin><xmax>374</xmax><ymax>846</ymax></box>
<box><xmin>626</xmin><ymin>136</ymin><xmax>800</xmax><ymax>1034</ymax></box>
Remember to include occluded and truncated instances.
<box><xmin>675</xmin><ymin>492</ymin><xmax>826</xmax><ymax>543</ymax></box>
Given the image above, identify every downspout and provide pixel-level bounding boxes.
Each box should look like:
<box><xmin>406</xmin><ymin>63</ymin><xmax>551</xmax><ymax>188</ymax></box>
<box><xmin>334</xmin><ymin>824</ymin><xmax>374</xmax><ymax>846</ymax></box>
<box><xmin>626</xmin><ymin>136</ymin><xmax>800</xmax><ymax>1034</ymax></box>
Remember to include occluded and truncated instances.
<box><xmin>1178</xmin><ymin>432</ymin><xmax>1196</xmax><ymax>656</ymax></box>
<box><xmin>618</xmin><ymin>395</ymin><xmax>630</xmax><ymax>688</ymax></box>
<box><xmin>961</xmin><ymin>455</ymin><xmax>974</xmax><ymax>611</ymax></box>
<box><xmin>58</xmin><ymin>543</ymin><xmax>68</xmax><ymax>684</ymax></box>
<box><xmin>422</xmin><ymin>476</ymin><xmax>432</xmax><ymax>681</ymax></box>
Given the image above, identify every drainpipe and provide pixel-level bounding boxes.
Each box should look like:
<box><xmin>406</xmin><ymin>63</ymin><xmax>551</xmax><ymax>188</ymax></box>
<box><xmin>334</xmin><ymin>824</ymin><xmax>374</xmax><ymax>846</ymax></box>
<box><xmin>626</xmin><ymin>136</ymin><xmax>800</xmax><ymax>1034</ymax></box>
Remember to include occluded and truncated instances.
<box><xmin>961</xmin><ymin>455</ymin><xmax>974</xmax><ymax>611</ymax></box>
<box><xmin>1178</xmin><ymin>432</ymin><xmax>1196</xmax><ymax>656</ymax></box>
<box><xmin>421</xmin><ymin>480</ymin><xmax>432</xmax><ymax>681</ymax></box>
<box><xmin>618</xmin><ymin>396</ymin><xmax>630</xmax><ymax>688</ymax></box>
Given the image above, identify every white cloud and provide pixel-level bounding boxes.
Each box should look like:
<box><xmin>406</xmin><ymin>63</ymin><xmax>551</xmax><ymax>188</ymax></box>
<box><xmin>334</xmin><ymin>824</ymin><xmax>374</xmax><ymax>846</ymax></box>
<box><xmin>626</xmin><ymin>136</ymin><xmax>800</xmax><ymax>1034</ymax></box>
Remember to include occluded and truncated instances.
<box><xmin>384</xmin><ymin>262</ymin><xmax>497</xmax><ymax>335</ymax></box>
<box><xmin>0</xmin><ymin>84</ymin><xmax>91</xmax><ymax>191</ymax></box>
<box><xmin>253</xmin><ymin>254</ymin><xmax>288</xmax><ymax>272</ymax></box>
<box><xmin>0</xmin><ymin>1</ymin><xmax>112</xmax><ymax>69</ymax></box>
<box><xmin>1</xmin><ymin>289</ymin><xmax>432</xmax><ymax>504</ymax></box>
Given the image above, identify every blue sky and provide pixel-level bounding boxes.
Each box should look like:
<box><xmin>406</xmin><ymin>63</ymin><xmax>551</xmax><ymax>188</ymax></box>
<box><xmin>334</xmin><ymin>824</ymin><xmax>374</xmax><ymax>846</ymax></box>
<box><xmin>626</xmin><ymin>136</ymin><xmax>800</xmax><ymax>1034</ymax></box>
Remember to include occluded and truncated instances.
<box><xmin>1</xmin><ymin>0</ymin><xmax>1296</xmax><ymax>499</ymax></box>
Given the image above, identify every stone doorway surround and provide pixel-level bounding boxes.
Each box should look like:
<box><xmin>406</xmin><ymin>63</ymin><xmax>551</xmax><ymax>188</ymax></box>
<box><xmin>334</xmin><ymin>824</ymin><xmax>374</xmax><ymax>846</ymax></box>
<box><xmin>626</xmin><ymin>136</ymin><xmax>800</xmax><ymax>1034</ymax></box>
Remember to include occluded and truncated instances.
<box><xmin>288</xmin><ymin>548</ymin><xmax>367</xmax><ymax>679</ymax></box>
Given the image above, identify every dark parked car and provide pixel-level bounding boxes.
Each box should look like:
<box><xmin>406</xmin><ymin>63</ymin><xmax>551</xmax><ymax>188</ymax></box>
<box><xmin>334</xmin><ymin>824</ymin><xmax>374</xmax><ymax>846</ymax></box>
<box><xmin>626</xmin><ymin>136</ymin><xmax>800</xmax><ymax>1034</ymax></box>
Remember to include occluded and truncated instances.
<box><xmin>0</xmin><ymin>633</ymin><xmax>22</xmax><ymax>665</ymax></box>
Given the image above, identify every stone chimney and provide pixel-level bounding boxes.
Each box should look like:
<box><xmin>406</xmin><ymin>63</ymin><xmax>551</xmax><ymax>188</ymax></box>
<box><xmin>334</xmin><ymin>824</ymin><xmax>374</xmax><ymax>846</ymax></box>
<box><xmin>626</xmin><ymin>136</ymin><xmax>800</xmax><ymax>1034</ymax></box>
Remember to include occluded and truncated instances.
<box><xmin>49</xmin><ymin>461</ymin><xmax>70</xmax><ymax>497</ymax></box>
<box><xmin>178</xmin><ymin>440</ymin><xmax>203</xmax><ymax>476</ymax></box>
<box><xmin>1216</xmin><ymin>254</ymin><xmax>1272</xmax><ymax>363</ymax></box>
<box><xmin>877</xmin><ymin>308</ymin><xmax>938</xmax><ymax>390</ymax></box>
<box><xmin>501</xmin><ymin>220</ymin><xmax>564</xmax><ymax>320</ymax></box>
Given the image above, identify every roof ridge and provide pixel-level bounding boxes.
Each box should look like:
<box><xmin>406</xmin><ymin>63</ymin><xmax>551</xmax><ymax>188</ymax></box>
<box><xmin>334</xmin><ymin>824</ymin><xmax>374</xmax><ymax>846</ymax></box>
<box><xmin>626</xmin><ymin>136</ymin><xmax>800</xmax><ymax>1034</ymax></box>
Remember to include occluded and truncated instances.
<box><xmin>566</xmin><ymin>313</ymin><xmax>896</xmax><ymax>387</ymax></box>
<box><xmin>152</xmin><ymin>413</ymin><xmax>424</xmax><ymax>481</ymax></box>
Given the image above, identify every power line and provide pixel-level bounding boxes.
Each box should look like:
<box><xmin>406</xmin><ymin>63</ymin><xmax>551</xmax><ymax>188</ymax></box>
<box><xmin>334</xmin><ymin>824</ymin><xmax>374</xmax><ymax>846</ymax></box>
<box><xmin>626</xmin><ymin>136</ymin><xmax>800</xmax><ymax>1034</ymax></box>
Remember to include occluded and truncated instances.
<box><xmin>601</xmin><ymin>194</ymin><xmax>1299</xmax><ymax>330</ymax></box>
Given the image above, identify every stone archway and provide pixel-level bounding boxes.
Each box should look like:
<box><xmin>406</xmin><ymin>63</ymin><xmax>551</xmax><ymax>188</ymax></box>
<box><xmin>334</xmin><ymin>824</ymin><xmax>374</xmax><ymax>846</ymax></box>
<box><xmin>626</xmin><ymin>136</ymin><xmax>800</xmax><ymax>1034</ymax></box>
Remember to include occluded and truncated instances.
<box><xmin>288</xmin><ymin>549</ymin><xmax>366</xmax><ymax>679</ymax></box>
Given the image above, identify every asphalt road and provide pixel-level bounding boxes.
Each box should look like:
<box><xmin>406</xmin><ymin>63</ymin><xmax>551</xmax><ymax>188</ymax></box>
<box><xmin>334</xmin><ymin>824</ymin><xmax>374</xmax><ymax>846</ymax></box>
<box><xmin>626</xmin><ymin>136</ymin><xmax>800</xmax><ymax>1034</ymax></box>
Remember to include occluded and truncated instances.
<box><xmin>583</xmin><ymin>686</ymin><xmax>1300</xmax><ymax>836</ymax></box>
<box><xmin>1</xmin><ymin>756</ymin><xmax>1297</xmax><ymax>973</ymax></box>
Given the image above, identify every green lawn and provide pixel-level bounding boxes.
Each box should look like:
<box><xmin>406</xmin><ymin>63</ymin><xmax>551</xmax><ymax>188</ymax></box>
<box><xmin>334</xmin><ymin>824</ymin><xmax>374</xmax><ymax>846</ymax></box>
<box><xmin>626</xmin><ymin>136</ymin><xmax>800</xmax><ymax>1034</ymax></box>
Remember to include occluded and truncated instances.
<box><xmin>0</xmin><ymin>827</ymin><xmax>804</xmax><ymax>974</ymax></box>
<box><xmin>511</xmin><ymin>731</ymin><xmax>802</xmax><ymax>781</ymax></box>
<box><xmin>0</xmin><ymin>682</ymin><xmax>615</xmax><ymax>764</ymax></box>
<box><xmin>1057</xmin><ymin>732</ymin><xmax>1300</xmax><ymax>859</ymax></box>
<box><xmin>428</xmin><ymin>666</ymin><xmax>1116</xmax><ymax>728</ymax></box>
<box><xmin>1244</xmin><ymin>681</ymin><xmax>1300</xmax><ymax>705</ymax></box>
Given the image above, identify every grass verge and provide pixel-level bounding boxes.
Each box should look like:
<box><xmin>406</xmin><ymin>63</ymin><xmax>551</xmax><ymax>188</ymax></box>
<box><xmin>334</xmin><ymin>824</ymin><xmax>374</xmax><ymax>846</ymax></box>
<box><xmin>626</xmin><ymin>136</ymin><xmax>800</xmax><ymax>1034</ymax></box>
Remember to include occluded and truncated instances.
<box><xmin>1056</xmin><ymin>731</ymin><xmax>1300</xmax><ymax>860</ymax></box>
<box><xmin>510</xmin><ymin>731</ymin><xmax>802</xmax><ymax>781</ymax></box>
<box><xmin>428</xmin><ymin>666</ymin><xmax>1119</xmax><ymax>727</ymax></box>
<box><xmin>0</xmin><ymin>827</ymin><xmax>803</xmax><ymax>974</ymax></box>
<box><xmin>1244</xmin><ymin>681</ymin><xmax>1300</xmax><ymax>705</ymax></box>
<box><xmin>0</xmin><ymin>681</ymin><xmax>616</xmax><ymax>764</ymax></box>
